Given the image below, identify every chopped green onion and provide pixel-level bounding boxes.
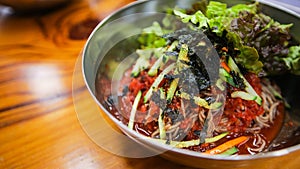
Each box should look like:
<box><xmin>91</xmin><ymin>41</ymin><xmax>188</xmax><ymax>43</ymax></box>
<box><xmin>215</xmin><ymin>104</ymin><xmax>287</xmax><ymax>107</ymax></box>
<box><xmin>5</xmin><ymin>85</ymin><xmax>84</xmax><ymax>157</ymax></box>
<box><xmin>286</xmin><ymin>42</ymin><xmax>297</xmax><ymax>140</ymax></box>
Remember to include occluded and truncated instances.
<box><xmin>128</xmin><ymin>90</ymin><xmax>142</xmax><ymax>130</ymax></box>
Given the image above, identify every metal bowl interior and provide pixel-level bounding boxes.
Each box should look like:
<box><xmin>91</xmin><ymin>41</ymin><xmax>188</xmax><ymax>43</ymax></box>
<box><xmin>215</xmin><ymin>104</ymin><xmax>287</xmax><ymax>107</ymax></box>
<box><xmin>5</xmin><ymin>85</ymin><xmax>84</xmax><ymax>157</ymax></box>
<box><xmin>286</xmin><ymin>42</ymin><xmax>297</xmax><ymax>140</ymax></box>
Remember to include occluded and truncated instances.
<box><xmin>82</xmin><ymin>0</ymin><xmax>300</xmax><ymax>168</ymax></box>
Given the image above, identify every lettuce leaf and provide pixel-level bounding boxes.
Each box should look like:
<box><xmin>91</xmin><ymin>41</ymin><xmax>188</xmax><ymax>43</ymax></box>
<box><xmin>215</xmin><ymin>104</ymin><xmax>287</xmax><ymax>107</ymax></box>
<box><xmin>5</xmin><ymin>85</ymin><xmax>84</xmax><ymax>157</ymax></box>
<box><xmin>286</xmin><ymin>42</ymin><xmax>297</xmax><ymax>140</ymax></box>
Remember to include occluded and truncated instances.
<box><xmin>229</xmin><ymin>12</ymin><xmax>294</xmax><ymax>75</ymax></box>
<box><xmin>173</xmin><ymin>9</ymin><xmax>208</xmax><ymax>28</ymax></box>
<box><xmin>174</xmin><ymin>1</ymin><xmax>258</xmax><ymax>36</ymax></box>
<box><xmin>206</xmin><ymin>1</ymin><xmax>257</xmax><ymax>36</ymax></box>
<box><xmin>138</xmin><ymin>21</ymin><xmax>168</xmax><ymax>49</ymax></box>
<box><xmin>227</xmin><ymin>31</ymin><xmax>263</xmax><ymax>73</ymax></box>
<box><xmin>283</xmin><ymin>46</ymin><xmax>300</xmax><ymax>75</ymax></box>
<box><xmin>172</xmin><ymin>1</ymin><xmax>299</xmax><ymax>75</ymax></box>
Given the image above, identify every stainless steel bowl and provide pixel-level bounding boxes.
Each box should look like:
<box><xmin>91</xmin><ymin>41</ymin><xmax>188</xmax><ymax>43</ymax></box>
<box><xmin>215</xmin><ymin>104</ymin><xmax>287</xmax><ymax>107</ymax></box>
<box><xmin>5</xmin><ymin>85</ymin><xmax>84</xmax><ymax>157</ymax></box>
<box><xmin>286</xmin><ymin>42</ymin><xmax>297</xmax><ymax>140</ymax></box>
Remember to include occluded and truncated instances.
<box><xmin>82</xmin><ymin>0</ymin><xmax>300</xmax><ymax>168</ymax></box>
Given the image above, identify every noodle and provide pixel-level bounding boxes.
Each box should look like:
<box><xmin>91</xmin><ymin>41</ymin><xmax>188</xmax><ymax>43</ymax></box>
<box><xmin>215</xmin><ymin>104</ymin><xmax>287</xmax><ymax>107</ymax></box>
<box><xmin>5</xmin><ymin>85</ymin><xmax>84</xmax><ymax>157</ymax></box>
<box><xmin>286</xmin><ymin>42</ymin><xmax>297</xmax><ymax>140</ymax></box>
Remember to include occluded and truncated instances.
<box><xmin>248</xmin><ymin>134</ymin><xmax>267</xmax><ymax>153</ymax></box>
<box><xmin>146</xmin><ymin>78</ymin><xmax>282</xmax><ymax>150</ymax></box>
<box><xmin>251</xmin><ymin>79</ymin><xmax>282</xmax><ymax>131</ymax></box>
<box><xmin>97</xmin><ymin>1</ymin><xmax>298</xmax><ymax>155</ymax></box>
<box><xmin>113</xmin><ymin>54</ymin><xmax>284</xmax><ymax>154</ymax></box>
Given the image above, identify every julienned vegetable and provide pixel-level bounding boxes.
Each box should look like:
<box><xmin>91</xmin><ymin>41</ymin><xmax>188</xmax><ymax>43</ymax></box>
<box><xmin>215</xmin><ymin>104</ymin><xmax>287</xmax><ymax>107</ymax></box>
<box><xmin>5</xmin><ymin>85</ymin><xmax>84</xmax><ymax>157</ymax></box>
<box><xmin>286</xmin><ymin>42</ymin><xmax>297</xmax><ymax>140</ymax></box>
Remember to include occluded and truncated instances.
<box><xmin>128</xmin><ymin>90</ymin><xmax>142</xmax><ymax>130</ymax></box>
<box><xmin>143</xmin><ymin>63</ymin><xmax>175</xmax><ymax>103</ymax></box>
<box><xmin>221</xmin><ymin>146</ymin><xmax>238</xmax><ymax>156</ymax></box>
<box><xmin>153</xmin><ymin>132</ymin><xmax>229</xmax><ymax>148</ymax></box>
<box><xmin>106</xmin><ymin>0</ymin><xmax>297</xmax><ymax>156</ymax></box>
<box><xmin>205</xmin><ymin>136</ymin><xmax>249</xmax><ymax>155</ymax></box>
<box><xmin>158</xmin><ymin>88</ymin><xmax>167</xmax><ymax>139</ymax></box>
<box><xmin>227</xmin><ymin>56</ymin><xmax>262</xmax><ymax>105</ymax></box>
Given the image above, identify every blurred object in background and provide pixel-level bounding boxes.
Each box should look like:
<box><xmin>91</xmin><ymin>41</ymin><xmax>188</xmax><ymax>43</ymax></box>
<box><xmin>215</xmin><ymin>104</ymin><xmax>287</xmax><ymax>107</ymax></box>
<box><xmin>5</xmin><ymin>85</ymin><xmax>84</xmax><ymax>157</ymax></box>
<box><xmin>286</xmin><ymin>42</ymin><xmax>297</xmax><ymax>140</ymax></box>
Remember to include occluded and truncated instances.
<box><xmin>0</xmin><ymin>0</ymin><xmax>72</xmax><ymax>13</ymax></box>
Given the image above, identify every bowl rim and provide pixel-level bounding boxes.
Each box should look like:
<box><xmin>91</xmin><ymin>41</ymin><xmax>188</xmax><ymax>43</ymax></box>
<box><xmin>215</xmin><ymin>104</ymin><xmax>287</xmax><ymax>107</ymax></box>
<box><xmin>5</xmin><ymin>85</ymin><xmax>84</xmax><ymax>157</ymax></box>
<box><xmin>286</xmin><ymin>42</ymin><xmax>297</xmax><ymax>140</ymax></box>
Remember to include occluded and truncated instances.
<box><xmin>82</xmin><ymin>0</ymin><xmax>300</xmax><ymax>161</ymax></box>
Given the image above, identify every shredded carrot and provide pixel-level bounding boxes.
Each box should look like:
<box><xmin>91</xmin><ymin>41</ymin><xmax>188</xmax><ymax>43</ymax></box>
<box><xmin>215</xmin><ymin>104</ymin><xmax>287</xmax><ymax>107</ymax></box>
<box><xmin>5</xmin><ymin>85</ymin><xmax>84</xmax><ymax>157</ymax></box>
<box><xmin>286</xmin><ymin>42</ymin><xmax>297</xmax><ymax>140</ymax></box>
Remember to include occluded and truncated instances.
<box><xmin>205</xmin><ymin>136</ymin><xmax>249</xmax><ymax>155</ymax></box>
<box><xmin>221</xmin><ymin>62</ymin><xmax>231</xmax><ymax>73</ymax></box>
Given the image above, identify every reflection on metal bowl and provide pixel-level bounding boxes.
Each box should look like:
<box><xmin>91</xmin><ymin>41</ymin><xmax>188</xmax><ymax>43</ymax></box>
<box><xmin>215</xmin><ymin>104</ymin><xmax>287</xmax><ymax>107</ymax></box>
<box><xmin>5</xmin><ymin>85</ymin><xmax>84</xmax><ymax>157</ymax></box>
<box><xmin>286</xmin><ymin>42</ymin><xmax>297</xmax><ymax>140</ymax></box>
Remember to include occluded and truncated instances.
<box><xmin>82</xmin><ymin>0</ymin><xmax>300</xmax><ymax>168</ymax></box>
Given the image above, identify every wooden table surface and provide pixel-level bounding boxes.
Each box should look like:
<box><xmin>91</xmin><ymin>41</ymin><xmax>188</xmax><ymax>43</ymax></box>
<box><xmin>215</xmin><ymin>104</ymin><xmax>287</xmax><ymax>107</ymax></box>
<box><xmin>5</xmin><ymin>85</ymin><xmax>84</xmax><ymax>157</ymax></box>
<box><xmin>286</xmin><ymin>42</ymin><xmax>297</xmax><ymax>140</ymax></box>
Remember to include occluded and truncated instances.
<box><xmin>1</xmin><ymin>1</ymin><xmax>300</xmax><ymax>169</ymax></box>
<box><xmin>0</xmin><ymin>0</ymin><xmax>194</xmax><ymax>168</ymax></box>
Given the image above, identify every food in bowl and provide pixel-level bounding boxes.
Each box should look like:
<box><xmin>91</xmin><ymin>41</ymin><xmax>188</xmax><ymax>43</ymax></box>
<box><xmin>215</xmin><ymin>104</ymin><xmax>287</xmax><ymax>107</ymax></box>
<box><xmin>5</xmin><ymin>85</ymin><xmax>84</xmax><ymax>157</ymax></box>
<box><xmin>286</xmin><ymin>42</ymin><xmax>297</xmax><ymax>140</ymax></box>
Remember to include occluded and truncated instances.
<box><xmin>95</xmin><ymin>1</ymin><xmax>300</xmax><ymax>156</ymax></box>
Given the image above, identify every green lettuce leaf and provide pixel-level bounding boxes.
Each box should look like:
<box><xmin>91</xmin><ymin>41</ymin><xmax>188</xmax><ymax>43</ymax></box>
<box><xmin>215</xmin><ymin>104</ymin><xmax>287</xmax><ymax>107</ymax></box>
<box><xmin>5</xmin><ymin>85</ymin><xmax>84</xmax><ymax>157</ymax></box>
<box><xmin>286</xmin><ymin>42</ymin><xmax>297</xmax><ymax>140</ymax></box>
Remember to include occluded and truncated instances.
<box><xmin>226</xmin><ymin>31</ymin><xmax>263</xmax><ymax>73</ymax></box>
<box><xmin>138</xmin><ymin>21</ymin><xmax>168</xmax><ymax>49</ymax></box>
<box><xmin>205</xmin><ymin>1</ymin><xmax>227</xmax><ymax>19</ymax></box>
<box><xmin>171</xmin><ymin>1</ymin><xmax>299</xmax><ymax>75</ymax></box>
<box><xmin>283</xmin><ymin>46</ymin><xmax>300</xmax><ymax>75</ymax></box>
<box><xmin>173</xmin><ymin>9</ymin><xmax>208</xmax><ymax>28</ymax></box>
<box><xmin>174</xmin><ymin>1</ymin><xmax>258</xmax><ymax>36</ymax></box>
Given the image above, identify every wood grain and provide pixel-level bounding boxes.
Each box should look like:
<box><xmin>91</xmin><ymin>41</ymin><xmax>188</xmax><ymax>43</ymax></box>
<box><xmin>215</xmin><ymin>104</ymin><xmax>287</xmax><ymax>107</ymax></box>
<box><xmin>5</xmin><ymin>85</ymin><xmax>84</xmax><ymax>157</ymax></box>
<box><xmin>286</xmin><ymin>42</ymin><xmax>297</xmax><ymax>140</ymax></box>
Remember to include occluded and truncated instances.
<box><xmin>2</xmin><ymin>1</ymin><xmax>299</xmax><ymax>169</ymax></box>
<box><xmin>0</xmin><ymin>0</ymin><xmax>194</xmax><ymax>168</ymax></box>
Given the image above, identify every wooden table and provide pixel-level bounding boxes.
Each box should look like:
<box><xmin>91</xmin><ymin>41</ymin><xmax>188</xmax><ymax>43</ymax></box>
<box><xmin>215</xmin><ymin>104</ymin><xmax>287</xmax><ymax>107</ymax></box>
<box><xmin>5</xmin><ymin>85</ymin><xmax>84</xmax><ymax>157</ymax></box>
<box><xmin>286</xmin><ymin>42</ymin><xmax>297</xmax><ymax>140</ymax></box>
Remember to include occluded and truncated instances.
<box><xmin>2</xmin><ymin>1</ymin><xmax>300</xmax><ymax>169</ymax></box>
<box><xmin>0</xmin><ymin>0</ymin><xmax>193</xmax><ymax>168</ymax></box>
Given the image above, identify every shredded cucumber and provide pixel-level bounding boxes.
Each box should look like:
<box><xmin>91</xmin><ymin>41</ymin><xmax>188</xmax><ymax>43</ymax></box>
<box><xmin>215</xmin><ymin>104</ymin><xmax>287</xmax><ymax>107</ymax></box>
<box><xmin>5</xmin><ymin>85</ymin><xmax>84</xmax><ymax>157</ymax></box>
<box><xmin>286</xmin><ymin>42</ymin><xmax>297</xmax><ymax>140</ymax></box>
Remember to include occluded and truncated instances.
<box><xmin>144</xmin><ymin>63</ymin><xmax>176</xmax><ymax>103</ymax></box>
<box><xmin>158</xmin><ymin>88</ymin><xmax>167</xmax><ymax>139</ymax></box>
<box><xmin>166</xmin><ymin>78</ymin><xmax>179</xmax><ymax>103</ymax></box>
<box><xmin>152</xmin><ymin>132</ymin><xmax>228</xmax><ymax>148</ymax></box>
<box><xmin>205</xmin><ymin>132</ymin><xmax>228</xmax><ymax>143</ymax></box>
<box><xmin>181</xmin><ymin>92</ymin><xmax>222</xmax><ymax>110</ymax></box>
<box><xmin>231</xmin><ymin>91</ymin><xmax>257</xmax><ymax>101</ymax></box>
<box><xmin>227</xmin><ymin>56</ymin><xmax>262</xmax><ymax>105</ymax></box>
<box><xmin>220</xmin><ymin>146</ymin><xmax>238</xmax><ymax>155</ymax></box>
<box><xmin>128</xmin><ymin>90</ymin><xmax>142</xmax><ymax>130</ymax></box>
<box><xmin>148</xmin><ymin>41</ymin><xmax>178</xmax><ymax>76</ymax></box>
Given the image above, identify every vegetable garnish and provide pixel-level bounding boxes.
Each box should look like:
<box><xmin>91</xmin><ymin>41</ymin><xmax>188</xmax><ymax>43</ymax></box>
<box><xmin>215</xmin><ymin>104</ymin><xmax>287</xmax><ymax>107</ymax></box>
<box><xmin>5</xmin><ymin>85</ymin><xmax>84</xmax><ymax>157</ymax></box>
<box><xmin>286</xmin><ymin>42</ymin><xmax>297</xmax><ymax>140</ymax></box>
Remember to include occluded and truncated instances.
<box><xmin>128</xmin><ymin>90</ymin><xmax>142</xmax><ymax>130</ymax></box>
<box><xmin>205</xmin><ymin>132</ymin><xmax>229</xmax><ymax>143</ymax></box>
<box><xmin>227</xmin><ymin>56</ymin><xmax>262</xmax><ymax>105</ymax></box>
<box><xmin>104</xmin><ymin>0</ymin><xmax>298</xmax><ymax>156</ymax></box>
<box><xmin>174</xmin><ymin>1</ymin><xmax>300</xmax><ymax>75</ymax></box>
<box><xmin>220</xmin><ymin>146</ymin><xmax>239</xmax><ymax>156</ymax></box>
<box><xmin>153</xmin><ymin>132</ymin><xmax>229</xmax><ymax>148</ymax></box>
<box><xmin>205</xmin><ymin>136</ymin><xmax>249</xmax><ymax>155</ymax></box>
<box><xmin>131</xmin><ymin>49</ymin><xmax>151</xmax><ymax>77</ymax></box>
<box><xmin>220</xmin><ymin>61</ymin><xmax>230</xmax><ymax>73</ymax></box>
<box><xmin>144</xmin><ymin>63</ymin><xmax>176</xmax><ymax>103</ymax></box>
<box><xmin>158</xmin><ymin>88</ymin><xmax>167</xmax><ymax>139</ymax></box>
